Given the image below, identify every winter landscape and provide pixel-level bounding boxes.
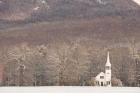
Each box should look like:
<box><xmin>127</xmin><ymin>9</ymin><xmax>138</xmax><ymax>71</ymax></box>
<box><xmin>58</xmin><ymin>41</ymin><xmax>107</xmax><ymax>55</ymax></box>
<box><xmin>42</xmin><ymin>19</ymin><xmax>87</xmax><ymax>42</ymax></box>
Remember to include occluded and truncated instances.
<box><xmin>0</xmin><ymin>0</ymin><xmax>140</xmax><ymax>87</ymax></box>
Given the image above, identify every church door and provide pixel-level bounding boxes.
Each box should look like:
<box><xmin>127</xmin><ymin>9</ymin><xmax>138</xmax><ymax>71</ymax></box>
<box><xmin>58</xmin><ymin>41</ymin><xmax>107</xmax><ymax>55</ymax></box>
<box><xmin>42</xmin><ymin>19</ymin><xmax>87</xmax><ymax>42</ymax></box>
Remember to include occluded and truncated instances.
<box><xmin>101</xmin><ymin>82</ymin><xmax>103</xmax><ymax>86</ymax></box>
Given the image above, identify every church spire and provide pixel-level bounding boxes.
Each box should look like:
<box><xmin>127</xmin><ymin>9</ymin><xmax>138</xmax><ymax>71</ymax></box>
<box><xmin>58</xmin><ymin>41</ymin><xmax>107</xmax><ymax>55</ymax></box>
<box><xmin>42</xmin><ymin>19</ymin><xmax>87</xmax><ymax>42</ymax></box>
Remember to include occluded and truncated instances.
<box><xmin>106</xmin><ymin>51</ymin><xmax>111</xmax><ymax>66</ymax></box>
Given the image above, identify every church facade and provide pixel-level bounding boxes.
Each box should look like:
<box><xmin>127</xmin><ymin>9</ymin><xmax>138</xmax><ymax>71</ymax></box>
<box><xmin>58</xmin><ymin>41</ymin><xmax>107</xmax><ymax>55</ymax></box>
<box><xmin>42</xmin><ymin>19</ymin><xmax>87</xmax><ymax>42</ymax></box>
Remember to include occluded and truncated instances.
<box><xmin>94</xmin><ymin>52</ymin><xmax>112</xmax><ymax>87</ymax></box>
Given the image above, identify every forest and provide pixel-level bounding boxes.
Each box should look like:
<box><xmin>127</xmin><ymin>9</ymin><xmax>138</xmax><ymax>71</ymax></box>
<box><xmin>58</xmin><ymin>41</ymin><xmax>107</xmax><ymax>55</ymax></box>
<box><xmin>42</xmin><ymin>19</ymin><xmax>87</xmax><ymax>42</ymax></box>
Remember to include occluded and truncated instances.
<box><xmin>0</xmin><ymin>37</ymin><xmax>139</xmax><ymax>86</ymax></box>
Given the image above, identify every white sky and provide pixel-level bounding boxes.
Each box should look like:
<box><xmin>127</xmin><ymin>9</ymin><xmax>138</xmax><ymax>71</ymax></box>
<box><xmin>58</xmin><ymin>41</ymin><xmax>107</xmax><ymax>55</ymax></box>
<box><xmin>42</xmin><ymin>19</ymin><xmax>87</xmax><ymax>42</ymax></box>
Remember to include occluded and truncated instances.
<box><xmin>133</xmin><ymin>0</ymin><xmax>140</xmax><ymax>5</ymax></box>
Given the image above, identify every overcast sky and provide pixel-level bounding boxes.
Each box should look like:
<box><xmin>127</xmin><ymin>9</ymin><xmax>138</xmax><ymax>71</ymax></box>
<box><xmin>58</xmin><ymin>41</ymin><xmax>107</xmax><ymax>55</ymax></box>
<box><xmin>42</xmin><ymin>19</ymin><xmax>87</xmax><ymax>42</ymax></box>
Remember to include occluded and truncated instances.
<box><xmin>133</xmin><ymin>0</ymin><xmax>140</xmax><ymax>5</ymax></box>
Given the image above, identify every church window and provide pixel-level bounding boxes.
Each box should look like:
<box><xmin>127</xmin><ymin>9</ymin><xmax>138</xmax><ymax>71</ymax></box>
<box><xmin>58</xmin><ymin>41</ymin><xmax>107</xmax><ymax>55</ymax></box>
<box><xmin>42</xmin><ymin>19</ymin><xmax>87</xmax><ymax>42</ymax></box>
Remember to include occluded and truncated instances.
<box><xmin>96</xmin><ymin>81</ymin><xmax>100</xmax><ymax>85</ymax></box>
<box><xmin>100</xmin><ymin>76</ymin><xmax>104</xmax><ymax>79</ymax></box>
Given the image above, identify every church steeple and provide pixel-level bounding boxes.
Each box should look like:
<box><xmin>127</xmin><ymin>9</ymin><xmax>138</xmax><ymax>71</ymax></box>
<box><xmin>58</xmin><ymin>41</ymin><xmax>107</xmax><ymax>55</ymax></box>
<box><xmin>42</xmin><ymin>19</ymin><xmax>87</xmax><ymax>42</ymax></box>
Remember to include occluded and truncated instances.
<box><xmin>106</xmin><ymin>51</ymin><xmax>111</xmax><ymax>66</ymax></box>
<box><xmin>105</xmin><ymin>51</ymin><xmax>111</xmax><ymax>86</ymax></box>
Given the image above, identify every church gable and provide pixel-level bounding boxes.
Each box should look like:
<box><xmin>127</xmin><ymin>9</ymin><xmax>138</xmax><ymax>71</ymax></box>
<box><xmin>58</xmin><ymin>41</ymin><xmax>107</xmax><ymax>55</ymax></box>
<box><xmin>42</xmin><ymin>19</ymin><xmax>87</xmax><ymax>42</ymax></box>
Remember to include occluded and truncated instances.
<box><xmin>95</xmin><ymin>72</ymin><xmax>105</xmax><ymax>80</ymax></box>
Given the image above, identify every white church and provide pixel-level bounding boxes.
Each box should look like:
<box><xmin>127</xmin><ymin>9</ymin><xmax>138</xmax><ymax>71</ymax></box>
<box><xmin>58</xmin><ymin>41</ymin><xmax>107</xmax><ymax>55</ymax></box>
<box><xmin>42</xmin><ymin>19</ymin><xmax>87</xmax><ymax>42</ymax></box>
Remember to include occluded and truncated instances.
<box><xmin>94</xmin><ymin>52</ymin><xmax>112</xmax><ymax>87</ymax></box>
